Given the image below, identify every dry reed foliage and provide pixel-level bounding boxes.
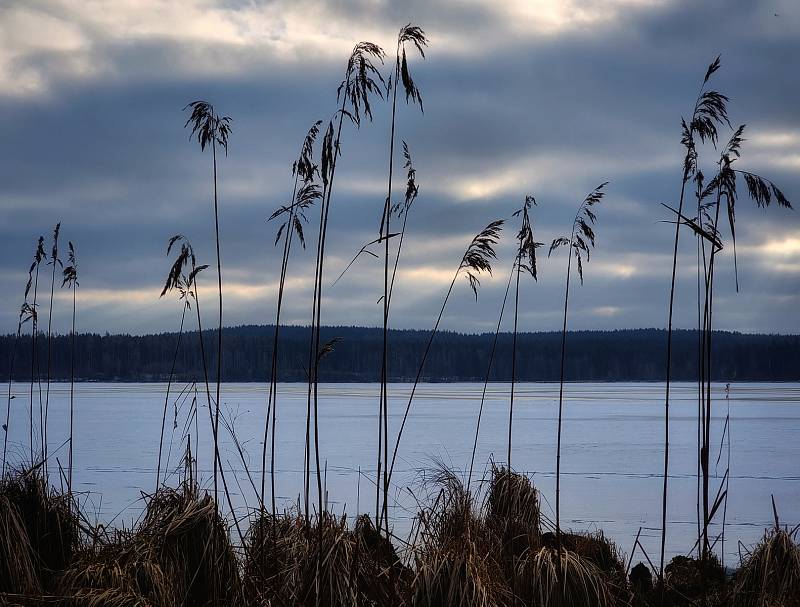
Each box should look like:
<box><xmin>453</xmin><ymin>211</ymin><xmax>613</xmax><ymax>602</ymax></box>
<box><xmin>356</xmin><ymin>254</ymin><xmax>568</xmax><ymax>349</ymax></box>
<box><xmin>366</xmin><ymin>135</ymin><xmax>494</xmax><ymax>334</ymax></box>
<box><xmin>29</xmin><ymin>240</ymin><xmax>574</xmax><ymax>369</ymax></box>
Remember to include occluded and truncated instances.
<box><xmin>0</xmin><ymin>471</ymin><xmax>79</xmax><ymax>592</ymax></box>
<box><xmin>60</xmin><ymin>482</ymin><xmax>241</xmax><ymax>607</ymax></box>
<box><xmin>244</xmin><ymin>510</ymin><xmax>408</xmax><ymax>606</ymax></box>
<box><xmin>411</xmin><ymin>468</ymin><xmax>511</xmax><ymax>606</ymax></box>
<box><xmin>138</xmin><ymin>483</ymin><xmax>241</xmax><ymax>607</ymax></box>
<box><xmin>514</xmin><ymin>546</ymin><xmax>613</xmax><ymax>607</ymax></box>
<box><xmin>0</xmin><ymin>493</ymin><xmax>40</xmax><ymax>595</ymax></box>
<box><xmin>732</xmin><ymin>527</ymin><xmax>800</xmax><ymax>607</ymax></box>
<box><xmin>663</xmin><ymin>554</ymin><xmax>726</xmax><ymax>606</ymax></box>
<box><xmin>486</xmin><ymin>465</ymin><xmax>540</xmax><ymax>572</ymax></box>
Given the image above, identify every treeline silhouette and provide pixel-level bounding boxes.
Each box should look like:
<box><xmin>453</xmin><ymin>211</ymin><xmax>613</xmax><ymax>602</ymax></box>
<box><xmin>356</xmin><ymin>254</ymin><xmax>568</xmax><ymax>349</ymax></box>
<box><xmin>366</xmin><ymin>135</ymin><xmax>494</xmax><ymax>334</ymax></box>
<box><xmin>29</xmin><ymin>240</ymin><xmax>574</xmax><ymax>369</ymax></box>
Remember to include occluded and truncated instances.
<box><xmin>1</xmin><ymin>326</ymin><xmax>797</xmax><ymax>382</ymax></box>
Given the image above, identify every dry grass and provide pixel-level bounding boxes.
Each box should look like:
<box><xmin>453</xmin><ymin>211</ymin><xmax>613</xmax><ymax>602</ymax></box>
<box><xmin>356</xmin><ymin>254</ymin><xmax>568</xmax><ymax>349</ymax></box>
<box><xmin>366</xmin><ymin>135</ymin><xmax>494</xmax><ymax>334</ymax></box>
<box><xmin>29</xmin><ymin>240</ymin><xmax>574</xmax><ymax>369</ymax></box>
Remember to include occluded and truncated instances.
<box><xmin>0</xmin><ymin>493</ymin><xmax>40</xmax><ymax>595</ymax></box>
<box><xmin>732</xmin><ymin>527</ymin><xmax>800</xmax><ymax>607</ymax></box>
<box><xmin>515</xmin><ymin>546</ymin><xmax>613</xmax><ymax>607</ymax></box>
<box><xmin>0</xmin><ymin>470</ymin><xmax>79</xmax><ymax>592</ymax></box>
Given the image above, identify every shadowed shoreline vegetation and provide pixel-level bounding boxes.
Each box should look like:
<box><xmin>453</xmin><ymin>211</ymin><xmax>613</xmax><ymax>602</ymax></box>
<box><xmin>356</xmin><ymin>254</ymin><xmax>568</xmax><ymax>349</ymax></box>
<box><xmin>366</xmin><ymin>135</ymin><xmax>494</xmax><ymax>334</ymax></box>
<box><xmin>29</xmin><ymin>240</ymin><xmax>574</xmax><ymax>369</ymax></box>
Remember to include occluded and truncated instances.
<box><xmin>1</xmin><ymin>327</ymin><xmax>797</xmax><ymax>383</ymax></box>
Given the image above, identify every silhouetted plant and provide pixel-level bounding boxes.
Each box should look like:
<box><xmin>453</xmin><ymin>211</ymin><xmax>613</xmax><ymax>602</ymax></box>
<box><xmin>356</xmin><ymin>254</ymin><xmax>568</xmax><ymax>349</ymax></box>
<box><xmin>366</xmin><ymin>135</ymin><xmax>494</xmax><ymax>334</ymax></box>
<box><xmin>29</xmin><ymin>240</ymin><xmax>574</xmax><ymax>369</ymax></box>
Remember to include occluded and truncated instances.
<box><xmin>27</xmin><ymin>237</ymin><xmax>46</xmax><ymax>465</ymax></box>
<box><xmin>155</xmin><ymin>239</ymin><xmax>192</xmax><ymax>493</ymax></box>
<box><xmin>260</xmin><ymin>120</ymin><xmax>322</xmax><ymax>516</ymax></box>
<box><xmin>160</xmin><ymin>234</ymin><xmax>244</xmax><ymax>543</ymax></box>
<box><xmin>2</xmin><ymin>301</ymin><xmax>33</xmax><ymax>478</ymax></box>
<box><xmin>659</xmin><ymin>56</ymin><xmax>730</xmax><ymax>585</ymax></box>
<box><xmin>507</xmin><ymin>196</ymin><xmax>542</xmax><ymax>469</ymax></box>
<box><xmin>61</xmin><ymin>242</ymin><xmax>78</xmax><ymax>496</ymax></box>
<box><xmin>43</xmin><ymin>222</ymin><xmax>61</xmax><ymax>477</ymax></box>
<box><xmin>183</xmin><ymin>100</ymin><xmax>232</xmax><ymax>515</ymax></box>
<box><xmin>385</xmin><ymin>219</ymin><xmax>504</xmax><ymax>510</ymax></box>
<box><xmin>549</xmin><ymin>182</ymin><xmax>607</xmax><ymax>551</ymax></box>
<box><xmin>305</xmin><ymin>41</ymin><xmax>385</xmax><ymax>521</ymax></box>
<box><xmin>377</xmin><ymin>22</ymin><xmax>427</xmax><ymax>533</ymax></box>
<box><xmin>683</xmin><ymin>124</ymin><xmax>792</xmax><ymax>572</ymax></box>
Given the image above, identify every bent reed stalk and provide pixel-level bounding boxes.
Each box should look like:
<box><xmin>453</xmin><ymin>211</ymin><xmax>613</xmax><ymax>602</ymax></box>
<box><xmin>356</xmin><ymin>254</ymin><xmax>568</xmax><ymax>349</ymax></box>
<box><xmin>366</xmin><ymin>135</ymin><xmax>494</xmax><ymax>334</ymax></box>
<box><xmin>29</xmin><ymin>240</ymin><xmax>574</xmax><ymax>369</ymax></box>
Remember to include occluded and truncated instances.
<box><xmin>261</xmin><ymin>120</ymin><xmax>322</xmax><ymax>515</ymax></box>
<box><xmin>549</xmin><ymin>182</ymin><xmax>607</xmax><ymax>552</ymax></box>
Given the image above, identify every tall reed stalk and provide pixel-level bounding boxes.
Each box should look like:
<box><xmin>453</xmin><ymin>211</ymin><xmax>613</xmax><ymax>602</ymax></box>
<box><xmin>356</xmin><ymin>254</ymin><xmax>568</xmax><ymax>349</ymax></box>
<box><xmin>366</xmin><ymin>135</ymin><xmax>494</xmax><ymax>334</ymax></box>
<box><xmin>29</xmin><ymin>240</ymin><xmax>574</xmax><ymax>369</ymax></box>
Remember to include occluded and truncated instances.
<box><xmin>304</xmin><ymin>41</ymin><xmax>385</xmax><ymax>521</ymax></box>
<box><xmin>61</xmin><ymin>242</ymin><xmax>78</xmax><ymax>496</ymax></box>
<box><xmin>183</xmin><ymin>101</ymin><xmax>232</xmax><ymax>515</ymax></box>
<box><xmin>659</xmin><ymin>56</ymin><xmax>729</xmax><ymax>584</ymax></box>
<box><xmin>467</xmin><ymin>261</ymin><xmax>514</xmax><ymax>487</ymax></box>
<box><xmin>27</xmin><ymin>237</ymin><xmax>46</xmax><ymax>465</ymax></box>
<box><xmin>549</xmin><ymin>182</ymin><xmax>607</xmax><ymax>551</ymax></box>
<box><xmin>2</xmin><ymin>301</ymin><xmax>32</xmax><ymax>477</ymax></box>
<box><xmin>161</xmin><ymin>235</ymin><xmax>245</xmax><ymax>543</ymax></box>
<box><xmin>261</xmin><ymin>121</ymin><xmax>322</xmax><ymax>515</ymax></box>
<box><xmin>155</xmin><ymin>280</ymin><xmax>189</xmax><ymax>492</ymax></box>
<box><xmin>378</xmin><ymin>23</ymin><xmax>427</xmax><ymax>531</ymax></box>
<box><xmin>43</xmin><ymin>222</ymin><xmax>61</xmax><ymax>477</ymax></box>
<box><xmin>506</xmin><ymin>196</ymin><xmax>542</xmax><ymax>469</ymax></box>
<box><xmin>384</xmin><ymin>219</ymin><xmax>503</xmax><ymax>519</ymax></box>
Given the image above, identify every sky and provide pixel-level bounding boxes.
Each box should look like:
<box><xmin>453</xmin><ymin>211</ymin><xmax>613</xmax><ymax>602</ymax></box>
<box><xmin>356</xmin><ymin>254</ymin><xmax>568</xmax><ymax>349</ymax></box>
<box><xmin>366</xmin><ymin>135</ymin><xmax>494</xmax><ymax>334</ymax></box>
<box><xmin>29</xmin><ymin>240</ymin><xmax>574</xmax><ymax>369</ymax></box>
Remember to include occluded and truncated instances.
<box><xmin>0</xmin><ymin>0</ymin><xmax>798</xmax><ymax>336</ymax></box>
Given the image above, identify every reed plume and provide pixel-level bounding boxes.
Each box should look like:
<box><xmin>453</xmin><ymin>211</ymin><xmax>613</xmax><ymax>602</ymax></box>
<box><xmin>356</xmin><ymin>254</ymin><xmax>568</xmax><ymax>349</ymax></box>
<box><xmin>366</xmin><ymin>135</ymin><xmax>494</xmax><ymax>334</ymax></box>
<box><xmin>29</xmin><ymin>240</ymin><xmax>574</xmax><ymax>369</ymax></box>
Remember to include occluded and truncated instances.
<box><xmin>183</xmin><ymin>100</ymin><xmax>232</xmax><ymax>515</ymax></box>
<box><xmin>261</xmin><ymin>120</ymin><xmax>322</xmax><ymax>515</ymax></box>
<box><xmin>42</xmin><ymin>222</ymin><xmax>61</xmax><ymax>478</ymax></box>
<box><xmin>305</xmin><ymin>41</ymin><xmax>385</xmax><ymax>521</ymax></box>
<box><xmin>377</xmin><ymin>22</ymin><xmax>427</xmax><ymax>533</ymax></box>
<box><xmin>549</xmin><ymin>182</ymin><xmax>607</xmax><ymax>551</ymax></box>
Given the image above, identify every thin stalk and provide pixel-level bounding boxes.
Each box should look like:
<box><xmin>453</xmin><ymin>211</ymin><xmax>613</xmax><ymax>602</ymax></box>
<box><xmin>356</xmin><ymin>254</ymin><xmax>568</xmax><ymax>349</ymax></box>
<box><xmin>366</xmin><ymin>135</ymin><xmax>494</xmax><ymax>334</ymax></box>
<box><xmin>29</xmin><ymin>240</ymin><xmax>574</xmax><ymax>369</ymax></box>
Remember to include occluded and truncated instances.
<box><xmin>29</xmin><ymin>263</ymin><xmax>41</xmax><ymax>464</ymax></box>
<box><xmin>43</xmin><ymin>224</ymin><xmax>60</xmax><ymax>478</ymax></box>
<box><xmin>193</xmin><ymin>284</ymin><xmax>244</xmax><ymax>544</ymax></box>
<box><xmin>507</xmin><ymin>249</ymin><xmax>522</xmax><ymax>468</ymax></box>
<box><xmin>261</xmin><ymin>169</ymin><xmax>300</xmax><ymax>515</ymax></box>
<box><xmin>2</xmin><ymin>318</ymin><xmax>24</xmax><ymax>478</ymax></box>
<box><xmin>156</xmin><ymin>301</ymin><xmax>188</xmax><ymax>491</ymax></box>
<box><xmin>67</xmin><ymin>284</ymin><xmax>76</xmax><ymax>496</ymax></box>
<box><xmin>555</xmin><ymin>246</ymin><xmax>573</xmax><ymax>551</ymax></box>
<box><xmin>468</xmin><ymin>262</ymin><xmax>514</xmax><ymax>487</ymax></box>
<box><xmin>307</xmin><ymin>76</ymin><xmax>351</xmax><ymax>521</ymax></box>
<box><xmin>211</xmin><ymin>137</ymin><xmax>223</xmax><ymax>517</ymax></box>
<box><xmin>377</xmin><ymin>38</ymin><xmax>401</xmax><ymax>531</ymax></box>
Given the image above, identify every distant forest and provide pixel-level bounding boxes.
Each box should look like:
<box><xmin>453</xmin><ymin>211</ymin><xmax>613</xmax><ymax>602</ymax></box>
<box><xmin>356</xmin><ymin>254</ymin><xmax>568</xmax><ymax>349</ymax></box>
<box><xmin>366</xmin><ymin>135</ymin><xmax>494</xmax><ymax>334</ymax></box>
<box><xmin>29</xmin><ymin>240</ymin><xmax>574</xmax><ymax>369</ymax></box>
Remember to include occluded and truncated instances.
<box><xmin>1</xmin><ymin>326</ymin><xmax>797</xmax><ymax>383</ymax></box>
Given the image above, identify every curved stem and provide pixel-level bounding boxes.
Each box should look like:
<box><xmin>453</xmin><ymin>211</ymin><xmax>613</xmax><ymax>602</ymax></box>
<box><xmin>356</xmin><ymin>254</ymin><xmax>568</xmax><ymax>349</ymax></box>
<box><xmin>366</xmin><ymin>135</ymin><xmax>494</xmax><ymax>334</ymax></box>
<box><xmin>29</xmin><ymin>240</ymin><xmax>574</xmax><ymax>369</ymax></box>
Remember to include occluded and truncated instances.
<box><xmin>156</xmin><ymin>301</ymin><xmax>187</xmax><ymax>491</ymax></box>
<box><xmin>468</xmin><ymin>262</ymin><xmax>514</xmax><ymax>487</ymax></box>
<box><xmin>555</xmin><ymin>245</ymin><xmax>573</xmax><ymax>553</ymax></box>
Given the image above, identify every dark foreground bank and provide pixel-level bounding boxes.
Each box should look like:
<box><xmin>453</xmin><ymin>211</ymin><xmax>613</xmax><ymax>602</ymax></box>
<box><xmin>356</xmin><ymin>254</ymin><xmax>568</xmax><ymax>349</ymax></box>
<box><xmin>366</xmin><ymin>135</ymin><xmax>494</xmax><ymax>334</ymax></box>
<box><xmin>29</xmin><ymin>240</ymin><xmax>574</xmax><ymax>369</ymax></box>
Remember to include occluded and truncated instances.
<box><xmin>1</xmin><ymin>465</ymin><xmax>798</xmax><ymax>606</ymax></box>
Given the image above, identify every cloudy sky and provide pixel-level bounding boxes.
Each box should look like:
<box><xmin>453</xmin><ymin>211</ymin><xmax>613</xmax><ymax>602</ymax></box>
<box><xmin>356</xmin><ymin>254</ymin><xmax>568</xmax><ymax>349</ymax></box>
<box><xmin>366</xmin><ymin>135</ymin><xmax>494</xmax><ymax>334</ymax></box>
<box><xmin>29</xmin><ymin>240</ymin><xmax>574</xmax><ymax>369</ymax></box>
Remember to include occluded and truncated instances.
<box><xmin>0</xmin><ymin>0</ymin><xmax>798</xmax><ymax>336</ymax></box>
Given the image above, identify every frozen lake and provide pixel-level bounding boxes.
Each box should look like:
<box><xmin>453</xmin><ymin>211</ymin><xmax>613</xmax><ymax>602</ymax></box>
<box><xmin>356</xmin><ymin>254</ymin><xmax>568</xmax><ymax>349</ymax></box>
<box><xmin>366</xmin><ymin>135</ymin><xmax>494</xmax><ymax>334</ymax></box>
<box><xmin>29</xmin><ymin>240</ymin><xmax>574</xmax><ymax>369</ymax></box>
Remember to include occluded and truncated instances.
<box><xmin>3</xmin><ymin>381</ymin><xmax>798</xmax><ymax>565</ymax></box>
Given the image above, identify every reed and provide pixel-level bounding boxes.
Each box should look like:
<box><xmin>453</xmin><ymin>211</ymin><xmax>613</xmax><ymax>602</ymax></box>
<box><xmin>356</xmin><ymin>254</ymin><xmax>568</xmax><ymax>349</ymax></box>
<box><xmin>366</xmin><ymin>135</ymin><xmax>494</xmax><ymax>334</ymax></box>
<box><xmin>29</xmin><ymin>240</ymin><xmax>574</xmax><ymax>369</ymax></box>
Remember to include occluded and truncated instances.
<box><xmin>377</xmin><ymin>22</ymin><xmax>428</xmax><ymax>534</ymax></box>
<box><xmin>305</xmin><ymin>41</ymin><xmax>385</xmax><ymax>521</ymax></box>
<box><xmin>2</xmin><ymin>298</ymin><xmax>33</xmax><ymax>479</ymax></box>
<box><xmin>161</xmin><ymin>235</ymin><xmax>245</xmax><ymax>544</ymax></box>
<box><xmin>659</xmin><ymin>56</ymin><xmax>730</xmax><ymax>584</ymax></box>
<box><xmin>183</xmin><ymin>100</ymin><xmax>232</xmax><ymax>516</ymax></box>
<box><xmin>385</xmin><ymin>219</ymin><xmax>504</xmax><ymax>516</ymax></box>
<box><xmin>61</xmin><ymin>242</ymin><xmax>78</xmax><ymax>497</ymax></box>
<box><xmin>42</xmin><ymin>222</ymin><xmax>61</xmax><ymax>478</ymax></box>
<box><xmin>507</xmin><ymin>196</ymin><xmax>542</xmax><ymax>468</ymax></box>
<box><xmin>549</xmin><ymin>182</ymin><xmax>607</xmax><ymax>551</ymax></box>
<box><xmin>26</xmin><ymin>237</ymin><xmax>46</xmax><ymax>466</ymax></box>
<box><xmin>261</xmin><ymin>120</ymin><xmax>322</xmax><ymax>516</ymax></box>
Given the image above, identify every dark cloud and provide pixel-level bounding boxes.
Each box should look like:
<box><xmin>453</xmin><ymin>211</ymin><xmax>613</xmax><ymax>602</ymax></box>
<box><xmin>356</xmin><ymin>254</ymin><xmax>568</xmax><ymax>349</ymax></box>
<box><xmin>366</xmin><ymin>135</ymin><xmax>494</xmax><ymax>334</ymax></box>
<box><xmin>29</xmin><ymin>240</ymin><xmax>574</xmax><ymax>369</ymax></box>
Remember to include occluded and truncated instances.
<box><xmin>0</xmin><ymin>0</ymin><xmax>798</xmax><ymax>336</ymax></box>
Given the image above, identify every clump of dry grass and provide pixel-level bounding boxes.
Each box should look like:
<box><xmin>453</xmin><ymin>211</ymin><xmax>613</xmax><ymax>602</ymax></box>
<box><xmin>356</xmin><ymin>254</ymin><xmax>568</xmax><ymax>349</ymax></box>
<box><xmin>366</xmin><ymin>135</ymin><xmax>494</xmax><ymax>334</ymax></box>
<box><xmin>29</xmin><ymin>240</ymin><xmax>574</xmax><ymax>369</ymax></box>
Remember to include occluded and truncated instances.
<box><xmin>663</xmin><ymin>554</ymin><xmax>726</xmax><ymax>606</ymax></box>
<box><xmin>244</xmin><ymin>509</ymin><xmax>408</xmax><ymax>606</ymax></box>
<box><xmin>486</xmin><ymin>465</ymin><xmax>540</xmax><ymax>566</ymax></box>
<box><xmin>515</xmin><ymin>546</ymin><xmax>614</xmax><ymax>607</ymax></box>
<box><xmin>61</xmin><ymin>481</ymin><xmax>242</xmax><ymax>607</ymax></box>
<box><xmin>411</xmin><ymin>467</ymin><xmax>511</xmax><ymax>606</ymax></box>
<box><xmin>0</xmin><ymin>469</ymin><xmax>79</xmax><ymax>591</ymax></box>
<box><xmin>0</xmin><ymin>492</ymin><xmax>40</xmax><ymax>595</ymax></box>
<box><xmin>138</xmin><ymin>482</ymin><xmax>241</xmax><ymax>606</ymax></box>
<box><xmin>732</xmin><ymin>527</ymin><xmax>800</xmax><ymax>607</ymax></box>
<box><xmin>59</xmin><ymin>532</ymin><xmax>178</xmax><ymax>606</ymax></box>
